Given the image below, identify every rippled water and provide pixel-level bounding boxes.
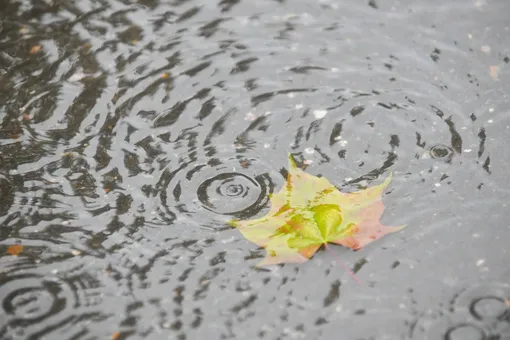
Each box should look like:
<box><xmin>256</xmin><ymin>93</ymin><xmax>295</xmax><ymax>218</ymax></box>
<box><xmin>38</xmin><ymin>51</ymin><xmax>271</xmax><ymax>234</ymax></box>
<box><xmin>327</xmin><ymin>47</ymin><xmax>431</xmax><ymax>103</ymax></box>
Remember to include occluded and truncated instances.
<box><xmin>1</xmin><ymin>0</ymin><xmax>509</xmax><ymax>339</ymax></box>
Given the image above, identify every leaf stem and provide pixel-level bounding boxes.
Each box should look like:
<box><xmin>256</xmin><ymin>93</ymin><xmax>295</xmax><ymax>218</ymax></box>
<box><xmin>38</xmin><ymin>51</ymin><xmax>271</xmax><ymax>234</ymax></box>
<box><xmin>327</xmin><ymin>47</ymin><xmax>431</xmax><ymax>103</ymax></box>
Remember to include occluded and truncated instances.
<box><xmin>324</xmin><ymin>243</ymin><xmax>362</xmax><ymax>285</ymax></box>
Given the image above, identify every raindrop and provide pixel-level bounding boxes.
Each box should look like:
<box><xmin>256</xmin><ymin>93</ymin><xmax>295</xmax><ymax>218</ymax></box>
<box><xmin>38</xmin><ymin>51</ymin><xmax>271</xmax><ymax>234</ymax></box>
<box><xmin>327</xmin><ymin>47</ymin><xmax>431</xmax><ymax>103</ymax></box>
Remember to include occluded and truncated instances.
<box><xmin>159</xmin><ymin>157</ymin><xmax>276</xmax><ymax>228</ymax></box>
<box><xmin>197</xmin><ymin>172</ymin><xmax>263</xmax><ymax>215</ymax></box>
<box><xmin>429</xmin><ymin>144</ymin><xmax>454</xmax><ymax>161</ymax></box>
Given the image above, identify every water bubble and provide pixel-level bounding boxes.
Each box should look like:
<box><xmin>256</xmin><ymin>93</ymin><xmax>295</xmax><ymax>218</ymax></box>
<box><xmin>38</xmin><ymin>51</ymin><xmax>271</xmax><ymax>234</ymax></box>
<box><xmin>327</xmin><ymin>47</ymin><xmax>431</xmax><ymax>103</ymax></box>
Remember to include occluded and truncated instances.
<box><xmin>429</xmin><ymin>144</ymin><xmax>454</xmax><ymax>161</ymax></box>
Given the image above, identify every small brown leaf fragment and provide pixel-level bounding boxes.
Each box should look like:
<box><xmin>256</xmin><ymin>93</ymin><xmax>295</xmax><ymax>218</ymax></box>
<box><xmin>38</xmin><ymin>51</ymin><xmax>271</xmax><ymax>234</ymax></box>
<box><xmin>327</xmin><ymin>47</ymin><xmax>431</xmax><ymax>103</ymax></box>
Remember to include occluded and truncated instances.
<box><xmin>489</xmin><ymin>65</ymin><xmax>500</xmax><ymax>80</ymax></box>
<box><xmin>161</xmin><ymin>72</ymin><xmax>169</xmax><ymax>79</ymax></box>
<box><xmin>6</xmin><ymin>244</ymin><xmax>24</xmax><ymax>256</ymax></box>
<box><xmin>104</xmin><ymin>188</ymin><xmax>111</xmax><ymax>193</ymax></box>
<box><xmin>505</xmin><ymin>299</ymin><xmax>510</xmax><ymax>307</ymax></box>
<box><xmin>30</xmin><ymin>45</ymin><xmax>42</xmax><ymax>54</ymax></box>
<box><xmin>111</xmin><ymin>331</ymin><xmax>120</xmax><ymax>340</ymax></box>
<box><xmin>22</xmin><ymin>113</ymin><xmax>31</xmax><ymax>121</ymax></box>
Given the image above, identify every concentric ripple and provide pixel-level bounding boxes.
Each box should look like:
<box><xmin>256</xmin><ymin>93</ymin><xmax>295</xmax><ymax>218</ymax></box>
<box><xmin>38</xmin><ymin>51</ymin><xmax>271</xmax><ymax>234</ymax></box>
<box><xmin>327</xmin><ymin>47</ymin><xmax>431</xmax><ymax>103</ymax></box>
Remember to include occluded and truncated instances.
<box><xmin>453</xmin><ymin>284</ymin><xmax>510</xmax><ymax>323</ymax></box>
<box><xmin>411</xmin><ymin>316</ymin><xmax>490</xmax><ymax>340</ymax></box>
<box><xmin>196</xmin><ymin>172</ymin><xmax>263</xmax><ymax>215</ymax></box>
<box><xmin>0</xmin><ymin>174</ymin><xmax>13</xmax><ymax>217</ymax></box>
<box><xmin>411</xmin><ymin>284</ymin><xmax>510</xmax><ymax>340</ymax></box>
<box><xmin>156</xmin><ymin>155</ymin><xmax>278</xmax><ymax>230</ymax></box>
<box><xmin>0</xmin><ymin>268</ymin><xmax>108</xmax><ymax>339</ymax></box>
<box><xmin>2</xmin><ymin>276</ymin><xmax>58</xmax><ymax>323</ymax></box>
<box><xmin>445</xmin><ymin>324</ymin><xmax>487</xmax><ymax>340</ymax></box>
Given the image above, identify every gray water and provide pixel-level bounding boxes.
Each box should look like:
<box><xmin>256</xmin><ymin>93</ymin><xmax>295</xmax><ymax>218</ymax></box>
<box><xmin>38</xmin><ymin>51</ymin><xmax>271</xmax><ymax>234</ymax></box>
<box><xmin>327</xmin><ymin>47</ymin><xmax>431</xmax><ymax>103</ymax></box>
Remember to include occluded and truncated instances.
<box><xmin>0</xmin><ymin>0</ymin><xmax>509</xmax><ymax>339</ymax></box>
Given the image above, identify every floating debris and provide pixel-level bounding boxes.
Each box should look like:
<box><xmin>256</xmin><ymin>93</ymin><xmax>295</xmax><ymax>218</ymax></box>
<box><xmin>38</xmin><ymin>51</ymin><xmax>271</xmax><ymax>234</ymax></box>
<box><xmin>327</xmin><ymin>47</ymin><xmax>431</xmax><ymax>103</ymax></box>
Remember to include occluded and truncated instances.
<box><xmin>489</xmin><ymin>65</ymin><xmax>500</xmax><ymax>80</ymax></box>
<box><xmin>30</xmin><ymin>45</ymin><xmax>42</xmax><ymax>54</ymax></box>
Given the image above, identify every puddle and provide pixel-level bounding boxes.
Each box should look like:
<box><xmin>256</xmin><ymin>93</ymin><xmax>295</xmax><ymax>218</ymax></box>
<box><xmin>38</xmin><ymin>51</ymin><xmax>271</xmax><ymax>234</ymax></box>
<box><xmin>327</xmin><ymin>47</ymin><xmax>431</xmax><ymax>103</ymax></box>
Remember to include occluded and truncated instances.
<box><xmin>0</xmin><ymin>0</ymin><xmax>509</xmax><ymax>338</ymax></box>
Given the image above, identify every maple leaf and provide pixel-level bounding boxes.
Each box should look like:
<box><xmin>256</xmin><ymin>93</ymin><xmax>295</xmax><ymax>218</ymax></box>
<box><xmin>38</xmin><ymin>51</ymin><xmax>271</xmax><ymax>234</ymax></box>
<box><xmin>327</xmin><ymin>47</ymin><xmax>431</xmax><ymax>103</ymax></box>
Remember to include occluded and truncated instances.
<box><xmin>229</xmin><ymin>155</ymin><xmax>405</xmax><ymax>266</ymax></box>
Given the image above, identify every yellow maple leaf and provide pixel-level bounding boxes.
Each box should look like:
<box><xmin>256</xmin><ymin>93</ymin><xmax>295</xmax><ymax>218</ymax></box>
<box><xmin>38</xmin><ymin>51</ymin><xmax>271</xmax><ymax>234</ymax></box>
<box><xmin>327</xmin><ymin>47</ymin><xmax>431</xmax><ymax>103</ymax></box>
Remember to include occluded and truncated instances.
<box><xmin>229</xmin><ymin>154</ymin><xmax>405</xmax><ymax>266</ymax></box>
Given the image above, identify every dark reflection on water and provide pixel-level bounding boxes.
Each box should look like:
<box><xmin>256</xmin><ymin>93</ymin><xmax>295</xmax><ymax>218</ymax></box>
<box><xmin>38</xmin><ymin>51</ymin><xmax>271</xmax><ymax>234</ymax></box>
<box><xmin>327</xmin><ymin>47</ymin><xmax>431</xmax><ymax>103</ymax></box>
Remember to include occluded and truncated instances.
<box><xmin>1</xmin><ymin>0</ymin><xmax>510</xmax><ymax>338</ymax></box>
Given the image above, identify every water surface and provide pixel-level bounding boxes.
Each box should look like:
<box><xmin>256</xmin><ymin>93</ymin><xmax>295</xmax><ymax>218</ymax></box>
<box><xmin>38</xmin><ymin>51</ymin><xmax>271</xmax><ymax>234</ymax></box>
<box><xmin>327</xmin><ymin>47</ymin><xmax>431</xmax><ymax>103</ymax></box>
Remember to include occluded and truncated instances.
<box><xmin>0</xmin><ymin>0</ymin><xmax>509</xmax><ymax>339</ymax></box>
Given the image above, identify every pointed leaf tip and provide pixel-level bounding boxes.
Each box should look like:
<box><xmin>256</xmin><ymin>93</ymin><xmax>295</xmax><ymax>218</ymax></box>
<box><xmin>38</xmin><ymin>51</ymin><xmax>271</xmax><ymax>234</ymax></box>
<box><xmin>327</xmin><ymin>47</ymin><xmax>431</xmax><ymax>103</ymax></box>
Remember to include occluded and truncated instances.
<box><xmin>382</xmin><ymin>172</ymin><xmax>393</xmax><ymax>187</ymax></box>
<box><xmin>393</xmin><ymin>224</ymin><xmax>407</xmax><ymax>232</ymax></box>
